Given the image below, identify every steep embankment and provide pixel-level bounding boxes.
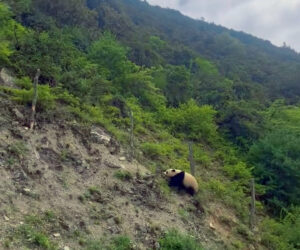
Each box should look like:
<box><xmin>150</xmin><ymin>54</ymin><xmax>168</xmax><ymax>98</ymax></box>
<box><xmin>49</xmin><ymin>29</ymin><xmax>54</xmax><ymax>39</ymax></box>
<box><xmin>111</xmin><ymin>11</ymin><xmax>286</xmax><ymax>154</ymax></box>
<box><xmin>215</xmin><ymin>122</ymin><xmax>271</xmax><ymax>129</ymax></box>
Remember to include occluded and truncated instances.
<box><xmin>0</xmin><ymin>96</ymin><xmax>230</xmax><ymax>249</ymax></box>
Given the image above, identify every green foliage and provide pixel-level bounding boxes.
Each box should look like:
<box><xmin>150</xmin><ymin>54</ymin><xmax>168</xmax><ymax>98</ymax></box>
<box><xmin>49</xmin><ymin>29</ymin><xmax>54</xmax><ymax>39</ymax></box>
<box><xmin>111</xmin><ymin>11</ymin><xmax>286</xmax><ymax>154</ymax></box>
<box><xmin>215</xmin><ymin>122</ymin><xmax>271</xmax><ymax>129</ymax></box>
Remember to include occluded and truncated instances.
<box><xmin>14</xmin><ymin>29</ymin><xmax>80</xmax><ymax>81</ymax></box>
<box><xmin>7</xmin><ymin>141</ymin><xmax>27</xmax><ymax>159</ymax></box>
<box><xmin>84</xmin><ymin>235</ymin><xmax>133</xmax><ymax>250</ymax></box>
<box><xmin>110</xmin><ymin>236</ymin><xmax>133</xmax><ymax>250</ymax></box>
<box><xmin>2</xmin><ymin>1</ymin><xmax>300</xmax><ymax>247</ymax></box>
<box><xmin>223</xmin><ymin>162</ymin><xmax>252</xmax><ymax>186</ymax></box>
<box><xmin>200</xmin><ymin>179</ymin><xmax>250</xmax><ymax>219</ymax></box>
<box><xmin>260</xmin><ymin>206</ymin><xmax>300</xmax><ymax>250</ymax></box>
<box><xmin>33</xmin><ymin>0</ymin><xmax>98</xmax><ymax>28</ymax></box>
<box><xmin>8</xmin><ymin>212</ymin><xmax>59</xmax><ymax>249</ymax></box>
<box><xmin>18</xmin><ymin>225</ymin><xmax>55</xmax><ymax>249</ymax></box>
<box><xmin>9</xmin><ymin>85</ymin><xmax>56</xmax><ymax>111</ymax></box>
<box><xmin>141</xmin><ymin>142</ymin><xmax>173</xmax><ymax>161</ymax></box>
<box><xmin>88</xmin><ymin>32</ymin><xmax>132</xmax><ymax>80</ymax></box>
<box><xmin>149</xmin><ymin>36</ymin><xmax>166</xmax><ymax>51</ymax></box>
<box><xmin>3</xmin><ymin>0</ymin><xmax>32</xmax><ymax>22</ymax></box>
<box><xmin>159</xmin><ymin>230</ymin><xmax>203</xmax><ymax>250</ymax></box>
<box><xmin>119</xmin><ymin>68</ymin><xmax>165</xmax><ymax>110</ymax></box>
<box><xmin>178</xmin><ymin>208</ymin><xmax>190</xmax><ymax>222</ymax></box>
<box><xmin>114</xmin><ymin>170</ymin><xmax>133</xmax><ymax>181</ymax></box>
<box><xmin>0</xmin><ymin>2</ymin><xmax>25</xmax><ymax>66</ymax></box>
<box><xmin>162</xmin><ymin>100</ymin><xmax>217</xmax><ymax>143</ymax></box>
<box><xmin>160</xmin><ymin>65</ymin><xmax>191</xmax><ymax>107</ymax></box>
<box><xmin>16</xmin><ymin>76</ymin><xmax>32</xmax><ymax>89</ymax></box>
<box><xmin>84</xmin><ymin>239</ymin><xmax>106</xmax><ymax>250</ymax></box>
<box><xmin>219</xmin><ymin>100</ymin><xmax>264</xmax><ymax>148</ymax></box>
<box><xmin>249</xmin><ymin>128</ymin><xmax>300</xmax><ymax>214</ymax></box>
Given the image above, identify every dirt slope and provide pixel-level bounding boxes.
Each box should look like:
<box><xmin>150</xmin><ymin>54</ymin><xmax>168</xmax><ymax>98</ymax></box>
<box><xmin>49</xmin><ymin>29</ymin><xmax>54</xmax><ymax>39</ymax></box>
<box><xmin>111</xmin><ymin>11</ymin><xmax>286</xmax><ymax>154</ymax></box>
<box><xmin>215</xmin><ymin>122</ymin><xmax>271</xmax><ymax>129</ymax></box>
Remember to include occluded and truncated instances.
<box><xmin>0</xmin><ymin>97</ymin><xmax>230</xmax><ymax>250</ymax></box>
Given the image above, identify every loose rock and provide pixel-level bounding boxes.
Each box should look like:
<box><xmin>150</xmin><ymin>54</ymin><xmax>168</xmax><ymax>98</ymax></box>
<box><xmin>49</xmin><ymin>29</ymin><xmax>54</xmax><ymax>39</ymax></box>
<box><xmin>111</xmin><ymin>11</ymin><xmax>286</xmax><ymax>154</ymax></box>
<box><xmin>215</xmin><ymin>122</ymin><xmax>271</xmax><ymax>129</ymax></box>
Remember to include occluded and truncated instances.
<box><xmin>53</xmin><ymin>233</ymin><xmax>61</xmax><ymax>237</ymax></box>
<box><xmin>12</xmin><ymin>108</ymin><xmax>24</xmax><ymax>120</ymax></box>
<box><xmin>91</xmin><ymin>128</ymin><xmax>111</xmax><ymax>145</ymax></box>
<box><xmin>105</xmin><ymin>160</ymin><xmax>124</xmax><ymax>169</ymax></box>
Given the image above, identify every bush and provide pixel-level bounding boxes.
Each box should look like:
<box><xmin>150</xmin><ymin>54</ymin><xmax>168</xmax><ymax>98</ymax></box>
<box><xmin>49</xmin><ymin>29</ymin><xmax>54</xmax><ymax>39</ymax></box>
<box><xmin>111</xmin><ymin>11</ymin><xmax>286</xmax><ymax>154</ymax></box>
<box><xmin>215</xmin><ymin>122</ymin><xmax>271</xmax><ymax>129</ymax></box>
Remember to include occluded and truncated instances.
<box><xmin>16</xmin><ymin>224</ymin><xmax>57</xmax><ymax>250</ymax></box>
<box><xmin>249</xmin><ymin>128</ymin><xmax>300</xmax><ymax>214</ymax></box>
<box><xmin>114</xmin><ymin>170</ymin><xmax>133</xmax><ymax>181</ymax></box>
<box><xmin>110</xmin><ymin>236</ymin><xmax>133</xmax><ymax>250</ymax></box>
<box><xmin>159</xmin><ymin>230</ymin><xmax>203</xmax><ymax>250</ymax></box>
<box><xmin>84</xmin><ymin>236</ymin><xmax>133</xmax><ymax>250</ymax></box>
<box><xmin>223</xmin><ymin>162</ymin><xmax>252</xmax><ymax>186</ymax></box>
<box><xmin>260</xmin><ymin>206</ymin><xmax>300</xmax><ymax>250</ymax></box>
<box><xmin>141</xmin><ymin>142</ymin><xmax>171</xmax><ymax>160</ymax></box>
<box><xmin>161</xmin><ymin>100</ymin><xmax>217</xmax><ymax>143</ymax></box>
<box><xmin>10</xmin><ymin>85</ymin><xmax>57</xmax><ymax>111</ymax></box>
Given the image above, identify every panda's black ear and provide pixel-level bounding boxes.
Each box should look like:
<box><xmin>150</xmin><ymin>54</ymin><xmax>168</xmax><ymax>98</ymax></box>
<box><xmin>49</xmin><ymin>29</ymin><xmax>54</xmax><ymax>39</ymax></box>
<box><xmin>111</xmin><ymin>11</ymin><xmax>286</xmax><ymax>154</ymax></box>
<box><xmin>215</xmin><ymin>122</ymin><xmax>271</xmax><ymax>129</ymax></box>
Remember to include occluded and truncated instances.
<box><xmin>172</xmin><ymin>169</ymin><xmax>175</xmax><ymax>172</ymax></box>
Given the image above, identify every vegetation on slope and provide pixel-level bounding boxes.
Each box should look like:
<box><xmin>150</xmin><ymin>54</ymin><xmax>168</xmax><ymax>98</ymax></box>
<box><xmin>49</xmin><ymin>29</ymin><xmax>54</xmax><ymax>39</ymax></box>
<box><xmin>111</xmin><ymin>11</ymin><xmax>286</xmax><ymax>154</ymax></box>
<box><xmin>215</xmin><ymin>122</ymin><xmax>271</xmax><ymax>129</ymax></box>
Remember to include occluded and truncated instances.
<box><xmin>1</xmin><ymin>0</ymin><xmax>300</xmax><ymax>249</ymax></box>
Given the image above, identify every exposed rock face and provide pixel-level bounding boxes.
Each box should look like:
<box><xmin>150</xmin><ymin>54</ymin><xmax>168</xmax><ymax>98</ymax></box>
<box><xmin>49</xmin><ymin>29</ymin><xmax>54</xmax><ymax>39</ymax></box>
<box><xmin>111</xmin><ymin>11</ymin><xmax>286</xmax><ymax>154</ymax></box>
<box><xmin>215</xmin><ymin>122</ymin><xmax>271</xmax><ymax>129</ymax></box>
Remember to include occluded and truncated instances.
<box><xmin>91</xmin><ymin>127</ymin><xmax>111</xmax><ymax>145</ymax></box>
<box><xmin>0</xmin><ymin>68</ymin><xmax>15</xmax><ymax>87</ymax></box>
<box><xmin>90</xmin><ymin>126</ymin><xmax>120</xmax><ymax>155</ymax></box>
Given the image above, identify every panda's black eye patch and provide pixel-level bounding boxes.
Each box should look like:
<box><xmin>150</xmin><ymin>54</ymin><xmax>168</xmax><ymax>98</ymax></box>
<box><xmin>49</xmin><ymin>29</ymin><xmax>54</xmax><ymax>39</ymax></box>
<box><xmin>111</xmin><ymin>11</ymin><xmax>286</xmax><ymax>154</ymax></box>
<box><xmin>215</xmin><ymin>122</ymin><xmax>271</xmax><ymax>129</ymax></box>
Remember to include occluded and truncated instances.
<box><xmin>172</xmin><ymin>169</ymin><xmax>175</xmax><ymax>172</ymax></box>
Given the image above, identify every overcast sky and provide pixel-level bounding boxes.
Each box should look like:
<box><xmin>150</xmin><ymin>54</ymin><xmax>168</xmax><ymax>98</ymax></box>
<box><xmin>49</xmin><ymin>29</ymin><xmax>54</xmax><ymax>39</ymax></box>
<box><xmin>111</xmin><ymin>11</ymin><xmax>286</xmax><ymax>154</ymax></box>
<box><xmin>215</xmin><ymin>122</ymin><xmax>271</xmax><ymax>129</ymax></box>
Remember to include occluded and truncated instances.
<box><xmin>147</xmin><ymin>0</ymin><xmax>300</xmax><ymax>52</ymax></box>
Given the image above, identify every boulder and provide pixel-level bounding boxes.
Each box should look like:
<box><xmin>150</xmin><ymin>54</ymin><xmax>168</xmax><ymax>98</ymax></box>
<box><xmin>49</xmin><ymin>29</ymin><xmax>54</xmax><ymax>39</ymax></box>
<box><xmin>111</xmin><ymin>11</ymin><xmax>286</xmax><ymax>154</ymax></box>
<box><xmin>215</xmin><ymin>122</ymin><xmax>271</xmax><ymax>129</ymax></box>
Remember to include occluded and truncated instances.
<box><xmin>90</xmin><ymin>127</ymin><xmax>111</xmax><ymax>145</ymax></box>
<box><xmin>0</xmin><ymin>68</ymin><xmax>15</xmax><ymax>87</ymax></box>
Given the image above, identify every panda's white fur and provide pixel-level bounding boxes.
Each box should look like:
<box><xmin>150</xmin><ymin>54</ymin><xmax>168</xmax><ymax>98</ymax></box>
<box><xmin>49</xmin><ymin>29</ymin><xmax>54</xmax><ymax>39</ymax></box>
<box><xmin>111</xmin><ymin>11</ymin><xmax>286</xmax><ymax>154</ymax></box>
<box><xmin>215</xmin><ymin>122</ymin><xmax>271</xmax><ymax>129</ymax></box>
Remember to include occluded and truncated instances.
<box><xmin>164</xmin><ymin>169</ymin><xmax>198</xmax><ymax>195</ymax></box>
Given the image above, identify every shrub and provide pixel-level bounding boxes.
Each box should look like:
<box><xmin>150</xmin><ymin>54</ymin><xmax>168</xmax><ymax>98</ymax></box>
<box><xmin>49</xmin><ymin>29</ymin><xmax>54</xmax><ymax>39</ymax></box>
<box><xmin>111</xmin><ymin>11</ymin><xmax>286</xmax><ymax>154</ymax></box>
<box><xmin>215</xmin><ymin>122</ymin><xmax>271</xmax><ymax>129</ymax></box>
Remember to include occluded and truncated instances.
<box><xmin>17</xmin><ymin>225</ymin><xmax>57</xmax><ymax>250</ymax></box>
<box><xmin>141</xmin><ymin>142</ymin><xmax>170</xmax><ymax>160</ymax></box>
<box><xmin>223</xmin><ymin>162</ymin><xmax>252</xmax><ymax>186</ymax></box>
<box><xmin>114</xmin><ymin>170</ymin><xmax>132</xmax><ymax>181</ymax></box>
<box><xmin>110</xmin><ymin>236</ymin><xmax>133</xmax><ymax>250</ymax></box>
<box><xmin>10</xmin><ymin>85</ymin><xmax>57</xmax><ymax>111</ymax></box>
<box><xmin>159</xmin><ymin>230</ymin><xmax>203</xmax><ymax>250</ymax></box>
<box><xmin>161</xmin><ymin>100</ymin><xmax>217</xmax><ymax>143</ymax></box>
<box><xmin>84</xmin><ymin>236</ymin><xmax>133</xmax><ymax>250</ymax></box>
<box><xmin>7</xmin><ymin>141</ymin><xmax>27</xmax><ymax>159</ymax></box>
<box><xmin>260</xmin><ymin>206</ymin><xmax>300</xmax><ymax>250</ymax></box>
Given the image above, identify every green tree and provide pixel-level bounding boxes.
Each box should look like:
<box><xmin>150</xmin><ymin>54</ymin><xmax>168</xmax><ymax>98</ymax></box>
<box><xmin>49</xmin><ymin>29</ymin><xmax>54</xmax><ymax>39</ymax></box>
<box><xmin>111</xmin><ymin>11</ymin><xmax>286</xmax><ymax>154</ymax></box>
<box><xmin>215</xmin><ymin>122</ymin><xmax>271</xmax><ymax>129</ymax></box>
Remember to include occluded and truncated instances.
<box><xmin>249</xmin><ymin>129</ymin><xmax>300</xmax><ymax>214</ymax></box>
<box><xmin>219</xmin><ymin>100</ymin><xmax>264</xmax><ymax>148</ymax></box>
<box><xmin>162</xmin><ymin>99</ymin><xmax>217</xmax><ymax>143</ymax></box>
<box><xmin>190</xmin><ymin>57</ymin><xmax>234</xmax><ymax>108</ymax></box>
<box><xmin>13</xmin><ymin>29</ymin><xmax>79</xmax><ymax>82</ymax></box>
<box><xmin>0</xmin><ymin>3</ymin><xmax>25</xmax><ymax>66</ymax></box>
<box><xmin>32</xmin><ymin>0</ymin><xmax>98</xmax><ymax>28</ymax></box>
<box><xmin>160</xmin><ymin>65</ymin><xmax>191</xmax><ymax>107</ymax></box>
<box><xmin>88</xmin><ymin>32</ymin><xmax>132</xmax><ymax>80</ymax></box>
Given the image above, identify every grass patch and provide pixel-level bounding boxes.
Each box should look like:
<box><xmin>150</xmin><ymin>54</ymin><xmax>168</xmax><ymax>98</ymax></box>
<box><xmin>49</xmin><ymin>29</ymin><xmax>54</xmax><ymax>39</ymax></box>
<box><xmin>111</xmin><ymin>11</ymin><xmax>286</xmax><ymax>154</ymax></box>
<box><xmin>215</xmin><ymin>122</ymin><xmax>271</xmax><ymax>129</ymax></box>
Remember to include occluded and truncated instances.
<box><xmin>82</xmin><ymin>235</ymin><xmax>133</xmax><ymax>250</ymax></box>
<box><xmin>159</xmin><ymin>230</ymin><xmax>203</xmax><ymax>250</ymax></box>
<box><xmin>4</xmin><ymin>211</ymin><xmax>59</xmax><ymax>249</ymax></box>
<box><xmin>114</xmin><ymin>170</ymin><xmax>133</xmax><ymax>181</ymax></box>
<box><xmin>18</xmin><ymin>225</ymin><xmax>56</xmax><ymax>249</ymax></box>
<box><xmin>7</xmin><ymin>141</ymin><xmax>28</xmax><ymax>160</ymax></box>
<box><xmin>178</xmin><ymin>208</ymin><xmax>190</xmax><ymax>222</ymax></box>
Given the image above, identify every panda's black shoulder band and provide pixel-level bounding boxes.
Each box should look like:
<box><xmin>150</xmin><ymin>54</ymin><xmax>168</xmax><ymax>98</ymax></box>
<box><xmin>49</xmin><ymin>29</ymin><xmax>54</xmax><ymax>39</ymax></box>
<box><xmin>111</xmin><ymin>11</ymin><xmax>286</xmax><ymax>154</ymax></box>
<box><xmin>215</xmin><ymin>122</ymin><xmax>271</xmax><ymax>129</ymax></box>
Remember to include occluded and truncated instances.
<box><xmin>169</xmin><ymin>171</ymin><xmax>185</xmax><ymax>187</ymax></box>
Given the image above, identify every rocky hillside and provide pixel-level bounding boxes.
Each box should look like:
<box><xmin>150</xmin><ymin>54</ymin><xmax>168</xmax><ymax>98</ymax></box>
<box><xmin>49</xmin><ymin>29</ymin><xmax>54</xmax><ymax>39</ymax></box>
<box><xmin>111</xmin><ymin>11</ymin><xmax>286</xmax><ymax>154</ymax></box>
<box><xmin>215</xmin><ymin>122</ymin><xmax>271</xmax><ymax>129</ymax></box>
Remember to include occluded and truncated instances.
<box><xmin>2</xmin><ymin>0</ymin><xmax>299</xmax><ymax>248</ymax></box>
<box><xmin>0</xmin><ymin>94</ymin><xmax>239</xmax><ymax>249</ymax></box>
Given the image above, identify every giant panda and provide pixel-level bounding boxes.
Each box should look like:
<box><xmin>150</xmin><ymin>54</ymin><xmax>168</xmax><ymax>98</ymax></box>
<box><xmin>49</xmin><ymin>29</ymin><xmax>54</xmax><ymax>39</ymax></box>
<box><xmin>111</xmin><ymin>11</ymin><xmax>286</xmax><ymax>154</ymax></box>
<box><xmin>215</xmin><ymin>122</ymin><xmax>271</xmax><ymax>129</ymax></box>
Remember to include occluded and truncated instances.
<box><xmin>164</xmin><ymin>169</ymin><xmax>198</xmax><ymax>195</ymax></box>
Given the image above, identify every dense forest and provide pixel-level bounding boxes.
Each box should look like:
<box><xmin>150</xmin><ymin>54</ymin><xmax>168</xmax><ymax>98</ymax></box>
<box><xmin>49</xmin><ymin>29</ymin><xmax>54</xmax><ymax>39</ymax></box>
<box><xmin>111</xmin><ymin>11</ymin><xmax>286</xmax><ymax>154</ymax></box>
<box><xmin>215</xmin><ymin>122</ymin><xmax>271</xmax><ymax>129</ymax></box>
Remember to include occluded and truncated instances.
<box><xmin>1</xmin><ymin>0</ymin><xmax>300</xmax><ymax>249</ymax></box>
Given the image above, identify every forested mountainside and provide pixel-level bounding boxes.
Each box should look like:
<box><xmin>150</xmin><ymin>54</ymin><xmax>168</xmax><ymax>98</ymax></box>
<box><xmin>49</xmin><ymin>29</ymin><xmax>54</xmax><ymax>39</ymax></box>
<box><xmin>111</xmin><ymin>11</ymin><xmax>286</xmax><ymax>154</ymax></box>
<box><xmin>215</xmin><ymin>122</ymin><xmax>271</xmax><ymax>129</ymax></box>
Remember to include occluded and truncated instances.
<box><xmin>1</xmin><ymin>0</ymin><xmax>300</xmax><ymax>249</ymax></box>
<box><xmin>87</xmin><ymin>0</ymin><xmax>300</xmax><ymax>101</ymax></box>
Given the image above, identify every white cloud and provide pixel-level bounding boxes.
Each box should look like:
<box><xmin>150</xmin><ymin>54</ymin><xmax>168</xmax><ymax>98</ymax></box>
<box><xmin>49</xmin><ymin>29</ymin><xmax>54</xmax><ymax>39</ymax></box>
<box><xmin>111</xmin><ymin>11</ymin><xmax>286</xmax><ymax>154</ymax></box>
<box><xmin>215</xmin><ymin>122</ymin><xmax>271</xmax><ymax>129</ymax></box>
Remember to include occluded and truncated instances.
<box><xmin>147</xmin><ymin>0</ymin><xmax>300</xmax><ymax>52</ymax></box>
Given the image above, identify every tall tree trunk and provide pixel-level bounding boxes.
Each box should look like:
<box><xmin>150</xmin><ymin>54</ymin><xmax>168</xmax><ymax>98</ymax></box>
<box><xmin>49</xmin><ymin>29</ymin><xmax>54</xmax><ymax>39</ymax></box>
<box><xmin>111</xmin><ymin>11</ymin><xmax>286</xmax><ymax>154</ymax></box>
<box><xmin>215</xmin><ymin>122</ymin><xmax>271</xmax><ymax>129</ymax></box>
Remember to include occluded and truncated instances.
<box><xmin>129</xmin><ymin>109</ymin><xmax>134</xmax><ymax>162</ymax></box>
<box><xmin>30</xmin><ymin>69</ymin><xmax>40</xmax><ymax>130</ymax></box>
<box><xmin>250</xmin><ymin>178</ymin><xmax>256</xmax><ymax>230</ymax></box>
<box><xmin>188</xmin><ymin>141</ymin><xmax>195</xmax><ymax>176</ymax></box>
